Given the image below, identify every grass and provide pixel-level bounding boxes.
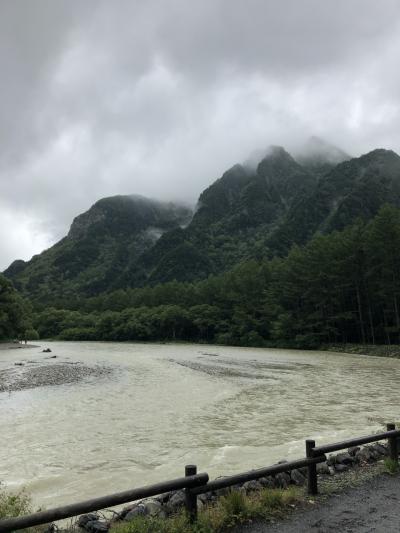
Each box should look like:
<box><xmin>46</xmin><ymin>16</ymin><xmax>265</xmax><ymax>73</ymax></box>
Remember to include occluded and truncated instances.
<box><xmin>383</xmin><ymin>458</ymin><xmax>399</xmax><ymax>475</ymax></box>
<box><xmin>0</xmin><ymin>484</ymin><xmax>50</xmax><ymax>533</ymax></box>
<box><xmin>0</xmin><ymin>485</ymin><xmax>32</xmax><ymax>519</ymax></box>
<box><xmin>110</xmin><ymin>486</ymin><xmax>303</xmax><ymax>533</ymax></box>
<box><xmin>0</xmin><ymin>483</ymin><xmax>303</xmax><ymax>533</ymax></box>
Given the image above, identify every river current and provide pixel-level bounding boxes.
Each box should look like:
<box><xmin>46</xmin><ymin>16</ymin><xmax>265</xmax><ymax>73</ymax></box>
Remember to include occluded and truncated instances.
<box><xmin>1</xmin><ymin>341</ymin><xmax>399</xmax><ymax>508</ymax></box>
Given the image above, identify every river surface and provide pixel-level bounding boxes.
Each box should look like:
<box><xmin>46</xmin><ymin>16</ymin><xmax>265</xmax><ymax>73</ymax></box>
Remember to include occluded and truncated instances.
<box><xmin>1</xmin><ymin>341</ymin><xmax>399</xmax><ymax>508</ymax></box>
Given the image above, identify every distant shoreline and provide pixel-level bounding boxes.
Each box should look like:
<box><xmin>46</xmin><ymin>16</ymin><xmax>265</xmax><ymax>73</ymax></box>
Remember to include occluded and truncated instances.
<box><xmin>0</xmin><ymin>342</ymin><xmax>39</xmax><ymax>350</ymax></box>
<box><xmin>2</xmin><ymin>339</ymin><xmax>400</xmax><ymax>360</ymax></box>
<box><xmin>323</xmin><ymin>343</ymin><xmax>400</xmax><ymax>359</ymax></box>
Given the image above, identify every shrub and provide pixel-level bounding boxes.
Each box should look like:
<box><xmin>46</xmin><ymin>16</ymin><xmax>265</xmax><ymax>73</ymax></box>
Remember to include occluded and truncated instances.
<box><xmin>23</xmin><ymin>328</ymin><xmax>40</xmax><ymax>341</ymax></box>
<box><xmin>384</xmin><ymin>458</ymin><xmax>399</xmax><ymax>474</ymax></box>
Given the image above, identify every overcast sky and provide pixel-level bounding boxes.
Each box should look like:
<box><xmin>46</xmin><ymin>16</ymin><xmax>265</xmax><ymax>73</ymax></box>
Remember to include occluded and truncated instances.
<box><xmin>1</xmin><ymin>0</ymin><xmax>400</xmax><ymax>270</ymax></box>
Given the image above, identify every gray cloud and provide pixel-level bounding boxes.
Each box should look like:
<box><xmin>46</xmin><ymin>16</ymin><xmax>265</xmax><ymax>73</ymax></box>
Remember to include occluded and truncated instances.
<box><xmin>1</xmin><ymin>0</ymin><xmax>400</xmax><ymax>269</ymax></box>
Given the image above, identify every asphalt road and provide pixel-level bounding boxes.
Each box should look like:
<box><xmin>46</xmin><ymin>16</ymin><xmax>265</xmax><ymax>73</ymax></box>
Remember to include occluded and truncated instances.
<box><xmin>237</xmin><ymin>473</ymin><xmax>400</xmax><ymax>533</ymax></box>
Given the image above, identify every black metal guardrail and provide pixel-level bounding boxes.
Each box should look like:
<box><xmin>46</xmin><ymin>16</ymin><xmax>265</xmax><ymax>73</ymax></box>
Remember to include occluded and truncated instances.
<box><xmin>0</xmin><ymin>423</ymin><xmax>398</xmax><ymax>532</ymax></box>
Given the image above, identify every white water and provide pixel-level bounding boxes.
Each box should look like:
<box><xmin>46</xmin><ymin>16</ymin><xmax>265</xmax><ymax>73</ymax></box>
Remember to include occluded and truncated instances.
<box><xmin>1</xmin><ymin>341</ymin><xmax>400</xmax><ymax>508</ymax></box>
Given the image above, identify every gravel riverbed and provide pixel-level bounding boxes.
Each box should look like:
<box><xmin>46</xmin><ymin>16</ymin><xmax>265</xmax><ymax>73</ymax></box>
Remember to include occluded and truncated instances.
<box><xmin>0</xmin><ymin>344</ymin><xmax>112</xmax><ymax>393</ymax></box>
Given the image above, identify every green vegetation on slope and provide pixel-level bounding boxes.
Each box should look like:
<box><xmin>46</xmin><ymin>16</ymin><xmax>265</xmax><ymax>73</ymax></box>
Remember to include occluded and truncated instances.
<box><xmin>4</xmin><ymin>195</ymin><xmax>192</xmax><ymax>306</ymax></box>
<box><xmin>32</xmin><ymin>206</ymin><xmax>400</xmax><ymax>349</ymax></box>
<box><xmin>0</xmin><ymin>274</ymin><xmax>33</xmax><ymax>341</ymax></box>
<box><xmin>5</xmin><ymin>146</ymin><xmax>400</xmax><ymax>308</ymax></box>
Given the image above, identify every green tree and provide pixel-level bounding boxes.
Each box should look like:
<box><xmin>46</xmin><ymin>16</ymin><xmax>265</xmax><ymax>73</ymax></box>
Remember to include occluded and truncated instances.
<box><xmin>0</xmin><ymin>274</ymin><xmax>31</xmax><ymax>340</ymax></box>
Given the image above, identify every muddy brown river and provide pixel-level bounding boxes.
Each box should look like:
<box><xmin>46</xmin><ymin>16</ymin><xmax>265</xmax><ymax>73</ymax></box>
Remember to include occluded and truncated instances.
<box><xmin>1</xmin><ymin>341</ymin><xmax>399</xmax><ymax>508</ymax></box>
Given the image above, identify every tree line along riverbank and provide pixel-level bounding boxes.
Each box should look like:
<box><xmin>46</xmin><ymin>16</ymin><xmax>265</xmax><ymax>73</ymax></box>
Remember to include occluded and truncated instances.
<box><xmin>3</xmin><ymin>206</ymin><xmax>400</xmax><ymax>350</ymax></box>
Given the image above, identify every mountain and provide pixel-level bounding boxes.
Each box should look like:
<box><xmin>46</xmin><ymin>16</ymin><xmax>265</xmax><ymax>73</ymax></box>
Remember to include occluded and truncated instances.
<box><xmin>4</xmin><ymin>195</ymin><xmax>192</xmax><ymax>305</ymax></box>
<box><xmin>120</xmin><ymin>146</ymin><xmax>317</xmax><ymax>286</ymax></box>
<box><xmin>4</xmin><ymin>142</ymin><xmax>400</xmax><ymax>306</ymax></box>
<box><xmin>268</xmin><ymin>148</ymin><xmax>400</xmax><ymax>254</ymax></box>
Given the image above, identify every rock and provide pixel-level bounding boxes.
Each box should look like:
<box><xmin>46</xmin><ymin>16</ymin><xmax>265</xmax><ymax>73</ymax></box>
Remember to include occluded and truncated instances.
<box><xmin>198</xmin><ymin>491</ymin><xmax>214</xmax><ymax>503</ymax></box>
<box><xmin>85</xmin><ymin>521</ymin><xmax>108</xmax><ymax>532</ymax></box>
<box><xmin>335</xmin><ymin>452</ymin><xmax>354</xmax><ymax>465</ymax></box>
<box><xmin>316</xmin><ymin>462</ymin><xmax>331</xmax><ymax>475</ymax></box>
<box><xmin>328</xmin><ymin>466</ymin><xmax>336</xmax><ymax>475</ymax></box>
<box><xmin>42</xmin><ymin>348</ymin><xmax>52</xmax><ymax>353</ymax></box>
<box><xmin>167</xmin><ymin>490</ymin><xmax>185</xmax><ymax>511</ymax></box>
<box><xmin>215</xmin><ymin>487</ymin><xmax>231</xmax><ymax>498</ymax></box>
<box><xmin>355</xmin><ymin>447</ymin><xmax>373</xmax><ymax>464</ymax></box>
<box><xmin>298</xmin><ymin>466</ymin><xmax>308</xmax><ymax>477</ymax></box>
<box><xmin>45</xmin><ymin>355</ymin><xmax>57</xmax><ymax>359</ymax></box>
<box><xmin>274</xmin><ymin>472</ymin><xmax>291</xmax><ymax>488</ymax></box>
<box><xmin>290</xmin><ymin>469</ymin><xmax>306</xmax><ymax>486</ymax></box>
<box><xmin>117</xmin><ymin>505</ymin><xmax>134</xmax><ymax>520</ymax></box>
<box><xmin>143</xmin><ymin>499</ymin><xmax>165</xmax><ymax>517</ymax></box>
<box><xmin>327</xmin><ymin>455</ymin><xmax>337</xmax><ymax>466</ymax></box>
<box><xmin>366</xmin><ymin>445</ymin><xmax>381</xmax><ymax>460</ymax></box>
<box><xmin>242</xmin><ymin>480</ymin><xmax>262</xmax><ymax>493</ymax></box>
<box><xmin>14</xmin><ymin>362</ymin><xmax>24</xmax><ymax>366</ymax></box>
<box><xmin>259</xmin><ymin>476</ymin><xmax>275</xmax><ymax>488</ymax></box>
<box><xmin>78</xmin><ymin>514</ymin><xmax>99</xmax><ymax>528</ymax></box>
<box><xmin>154</xmin><ymin>491</ymin><xmax>172</xmax><ymax>504</ymax></box>
<box><xmin>334</xmin><ymin>463</ymin><xmax>349</xmax><ymax>472</ymax></box>
<box><xmin>373</xmin><ymin>443</ymin><xmax>388</xmax><ymax>456</ymax></box>
<box><xmin>348</xmin><ymin>446</ymin><xmax>360</xmax><ymax>456</ymax></box>
<box><xmin>124</xmin><ymin>503</ymin><xmax>147</xmax><ymax>521</ymax></box>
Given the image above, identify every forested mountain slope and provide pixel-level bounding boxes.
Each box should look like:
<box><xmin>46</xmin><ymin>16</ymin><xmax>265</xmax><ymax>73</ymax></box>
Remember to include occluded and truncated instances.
<box><xmin>4</xmin><ymin>143</ymin><xmax>400</xmax><ymax>308</ymax></box>
<box><xmin>117</xmin><ymin>146</ymin><xmax>318</xmax><ymax>287</ymax></box>
<box><xmin>268</xmin><ymin>148</ymin><xmax>400</xmax><ymax>254</ymax></box>
<box><xmin>4</xmin><ymin>196</ymin><xmax>192</xmax><ymax>306</ymax></box>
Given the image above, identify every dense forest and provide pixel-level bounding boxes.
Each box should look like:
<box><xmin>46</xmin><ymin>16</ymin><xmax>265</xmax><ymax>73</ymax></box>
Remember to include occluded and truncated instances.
<box><xmin>4</xmin><ymin>142</ymin><xmax>400</xmax><ymax>349</ymax></box>
<box><xmin>31</xmin><ymin>205</ymin><xmax>400</xmax><ymax>349</ymax></box>
<box><xmin>0</xmin><ymin>274</ymin><xmax>34</xmax><ymax>341</ymax></box>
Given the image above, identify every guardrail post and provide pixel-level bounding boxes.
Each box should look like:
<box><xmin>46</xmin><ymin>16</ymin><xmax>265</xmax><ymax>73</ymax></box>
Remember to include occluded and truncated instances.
<box><xmin>387</xmin><ymin>423</ymin><xmax>398</xmax><ymax>464</ymax></box>
<box><xmin>185</xmin><ymin>464</ymin><xmax>198</xmax><ymax>522</ymax></box>
<box><xmin>306</xmin><ymin>440</ymin><xmax>318</xmax><ymax>495</ymax></box>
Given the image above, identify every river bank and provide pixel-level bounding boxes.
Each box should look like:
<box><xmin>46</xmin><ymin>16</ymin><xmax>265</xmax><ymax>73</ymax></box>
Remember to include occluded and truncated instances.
<box><xmin>0</xmin><ymin>341</ymin><xmax>38</xmax><ymax>350</ymax></box>
<box><xmin>323</xmin><ymin>343</ymin><xmax>400</xmax><ymax>358</ymax></box>
<box><xmin>75</xmin><ymin>440</ymin><xmax>395</xmax><ymax>532</ymax></box>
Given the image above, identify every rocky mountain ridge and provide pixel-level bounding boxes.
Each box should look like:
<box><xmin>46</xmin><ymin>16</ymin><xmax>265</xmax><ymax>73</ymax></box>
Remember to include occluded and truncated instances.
<box><xmin>4</xmin><ymin>140</ymin><xmax>400</xmax><ymax>306</ymax></box>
